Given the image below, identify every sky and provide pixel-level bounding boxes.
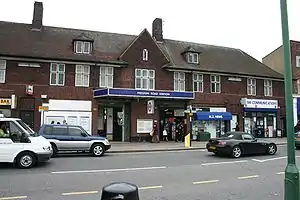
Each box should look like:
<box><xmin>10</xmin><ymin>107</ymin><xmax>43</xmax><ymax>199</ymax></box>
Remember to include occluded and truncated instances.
<box><xmin>0</xmin><ymin>0</ymin><xmax>300</xmax><ymax>61</ymax></box>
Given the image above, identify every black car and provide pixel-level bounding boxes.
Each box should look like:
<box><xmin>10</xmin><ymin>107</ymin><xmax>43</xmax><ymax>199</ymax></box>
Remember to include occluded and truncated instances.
<box><xmin>206</xmin><ymin>131</ymin><xmax>277</xmax><ymax>158</ymax></box>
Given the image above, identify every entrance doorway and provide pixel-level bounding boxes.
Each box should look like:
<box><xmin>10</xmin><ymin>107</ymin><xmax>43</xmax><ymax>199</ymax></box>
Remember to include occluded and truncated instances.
<box><xmin>20</xmin><ymin>111</ymin><xmax>35</xmax><ymax>130</ymax></box>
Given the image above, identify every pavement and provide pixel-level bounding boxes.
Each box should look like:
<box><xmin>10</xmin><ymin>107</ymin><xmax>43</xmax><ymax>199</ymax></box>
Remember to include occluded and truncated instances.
<box><xmin>108</xmin><ymin>137</ymin><xmax>287</xmax><ymax>153</ymax></box>
<box><xmin>0</xmin><ymin>142</ymin><xmax>295</xmax><ymax>200</ymax></box>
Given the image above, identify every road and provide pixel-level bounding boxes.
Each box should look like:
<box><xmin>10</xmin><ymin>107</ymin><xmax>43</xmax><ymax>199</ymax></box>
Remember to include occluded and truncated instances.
<box><xmin>0</xmin><ymin>144</ymin><xmax>298</xmax><ymax>200</ymax></box>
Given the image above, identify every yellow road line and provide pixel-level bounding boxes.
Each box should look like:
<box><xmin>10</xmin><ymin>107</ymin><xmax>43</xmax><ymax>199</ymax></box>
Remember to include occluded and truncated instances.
<box><xmin>61</xmin><ymin>191</ymin><xmax>98</xmax><ymax>196</ymax></box>
<box><xmin>0</xmin><ymin>196</ymin><xmax>27</xmax><ymax>200</ymax></box>
<box><xmin>277</xmin><ymin>172</ymin><xmax>285</xmax><ymax>175</ymax></box>
<box><xmin>193</xmin><ymin>180</ymin><xmax>219</xmax><ymax>185</ymax></box>
<box><xmin>138</xmin><ymin>185</ymin><xmax>163</xmax><ymax>190</ymax></box>
<box><xmin>238</xmin><ymin>175</ymin><xmax>259</xmax><ymax>180</ymax></box>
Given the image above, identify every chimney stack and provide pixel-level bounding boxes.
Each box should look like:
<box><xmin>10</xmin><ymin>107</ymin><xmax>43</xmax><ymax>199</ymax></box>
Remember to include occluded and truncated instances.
<box><xmin>152</xmin><ymin>18</ymin><xmax>163</xmax><ymax>42</ymax></box>
<box><xmin>32</xmin><ymin>1</ymin><xmax>43</xmax><ymax>30</ymax></box>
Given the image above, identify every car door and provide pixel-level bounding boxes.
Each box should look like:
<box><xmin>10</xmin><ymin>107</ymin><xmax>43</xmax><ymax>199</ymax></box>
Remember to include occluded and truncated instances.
<box><xmin>242</xmin><ymin>134</ymin><xmax>261</xmax><ymax>154</ymax></box>
<box><xmin>51</xmin><ymin>125</ymin><xmax>70</xmax><ymax>151</ymax></box>
<box><xmin>67</xmin><ymin>126</ymin><xmax>90</xmax><ymax>151</ymax></box>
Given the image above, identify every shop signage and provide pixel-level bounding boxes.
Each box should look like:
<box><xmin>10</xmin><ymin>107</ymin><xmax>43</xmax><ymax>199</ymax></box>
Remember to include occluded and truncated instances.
<box><xmin>0</xmin><ymin>98</ymin><xmax>11</xmax><ymax>106</ymax></box>
<box><xmin>38</xmin><ymin>106</ymin><xmax>49</xmax><ymax>112</ymax></box>
<box><xmin>195</xmin><ymin>112</ymin><xmax>233</xmax><ymax>121</ymax></box>
<box><xmin>147</xmin><ymin>100</ymin><xmax>154</xmax><ymax>114</ymax></box>
<box><xmin>242</xmin><ymin>98</ymin><xmax>278</xmax><ymax>109</ymax></box>
<box><xmin>93</xmin><ymin>88</ymin><xmax>194</xmax><ymax>99</ymax></box>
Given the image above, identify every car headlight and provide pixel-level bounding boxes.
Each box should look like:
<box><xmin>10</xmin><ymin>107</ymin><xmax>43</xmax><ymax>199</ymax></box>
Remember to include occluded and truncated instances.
<box><xmin>43</xmin><ymin>146</ymin><xmax>51</xmax><ymax>151</ymax></box>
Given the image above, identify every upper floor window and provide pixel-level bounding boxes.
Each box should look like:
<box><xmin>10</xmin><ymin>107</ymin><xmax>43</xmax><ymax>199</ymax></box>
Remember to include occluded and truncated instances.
<box><xmin>99</xmin><ymin>67</ymin><xmax>114</xmax><ymax>88</ymax></box>
<box><xmin>75</xmin><ymin>65</ymin><xmax>90</xmax><ymax>87</ymax></box>
<box><xmin>135</xmin><ymin>69</ymin><xmax>155</xmax><ymax>90</ymax></box>
<box><xmin>193</xmin><ymin>73</ymin><xmax>203</xmax><ymax>92</ymax></box>
<box><xmin>264</xmin><ymin>79</ymin><xmax>273</xmax><ymax>96</ymax></box>
<box><xmin>297</xmin><ymin>80</ymin><xmax>300</xmax><ymax>94</ymax></box>
<box><xmin>75</xmin><ymin>41</ymin><xmax>92</xmax><ymax>54</ymax></box>
<box><xmin>187</xmin><ymin>53</ymin><xmax>199</xmax><ymax>64</ymax></box>
<box><xmin>174</xmin><ymin>72</ymin><xmax>185</xmax><ymax>92</ymax></box>
<box><xmin>296</xmin><ymin>56</ymin><xmax>300</xmax><ymax>67</ymax></box>
<box><xmin>142</xmin><ymin>49</ymin><xmax>149</xmax><ymax>61</ymax></box>
<box><xmin>50</xmin><ymin>63</ymin><xmax>65</xmax><ymax>86</ymax></box>
<box><xmin>0</xmin><ymin>60</ymin><xmax>6</xmax><ymax>83</ymax></box>
<box><xmin>247</xmin><ymin>78</ymin><xmax>256</xmax><ymax>96</ymax></box>
<box><xmin>210</xmin><ymin>75</ymin><xmax>221</xmax><ymax>93</ymax></box>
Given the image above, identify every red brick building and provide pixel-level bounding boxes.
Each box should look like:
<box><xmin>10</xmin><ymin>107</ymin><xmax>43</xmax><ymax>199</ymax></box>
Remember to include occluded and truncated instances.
<box><xmin>0</xmin><ymin>2</ymin><xmax>285</xmax><ymax>140</ymax></box>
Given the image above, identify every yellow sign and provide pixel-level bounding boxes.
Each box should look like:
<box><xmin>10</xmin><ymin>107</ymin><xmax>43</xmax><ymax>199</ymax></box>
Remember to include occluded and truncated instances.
<box><xmin>0</xmin><ymin>98</ymin><xmax>11</xmax><ymax>106</ymax></box>
<box><xmin>38</xmin><ymin>106</ymin><xmax>49</xmax><ymax>112</ymax></box>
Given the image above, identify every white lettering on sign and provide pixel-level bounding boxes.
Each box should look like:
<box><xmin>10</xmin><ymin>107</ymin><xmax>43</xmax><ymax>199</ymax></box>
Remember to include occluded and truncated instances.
<box><xmin>243</xmin><ymin>98</ymin><xmax>278</xmax><ymax>109</ymax></box>
<box><xmin>136</xmin><ymin>91</ymin><xmax>171</xmax><ymax>96</ymax></box>
<box><xmin>209</xmin><ymin>115</ymin><xmax>223</xmax><ymax>119</ymax></box>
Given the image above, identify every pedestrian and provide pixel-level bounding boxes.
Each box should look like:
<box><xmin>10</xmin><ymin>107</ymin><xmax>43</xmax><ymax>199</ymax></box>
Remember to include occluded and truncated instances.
<box><xmin>235</xmin><ymin>122</ymin><xmax>240</xmax><ymax>131</ymax></box>
<box><xmin>151</xmin><ymin>120</ymin><xmax>159</xmax><ymax>143</ymax></box>
<box><xmin>163</xmin><ymin>129</ymin><xmax>168</xmax><ymax>142</ymax></box>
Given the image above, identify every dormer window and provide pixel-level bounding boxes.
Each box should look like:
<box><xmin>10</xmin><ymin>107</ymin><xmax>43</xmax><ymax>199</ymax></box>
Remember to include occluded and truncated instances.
<box><xmin>187</xmin><ymin>53</ymin><xmax>199</xmax><ymax>64</ymax></box>
<box><xmin>75</xmin><ymin>41</ymin><xmax>92</xmax><ymax>54</ymax></box>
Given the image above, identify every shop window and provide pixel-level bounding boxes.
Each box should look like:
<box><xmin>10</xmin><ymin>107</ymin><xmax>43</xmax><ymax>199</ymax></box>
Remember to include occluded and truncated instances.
<box><xmin>99</xmin><ymin>66</ymin><xmax>114</xmax><ymax>88</ymax></box>
<box><xmin>247</xmin><ymin>78</ymin><xmax>256</xmax><ymax>96</ymax></box>
<box><xmin>50</xmin><ymin>63</ymin><xmax>65</xmax><ymax>86</ymax></box>
<box><xmin>0</xmin><ymin>60</ymin><xmax>6</xmax><ymax>83</ymax></box>
<box><xmin>193</xmin><ymin>73</ymin><xmax>203</xmax><ymax>92</ymax></box>
<box><xmin>75</xmin><ymin>65</ymin><xmax>90</xmax><ymax>87</ymax></box>
<box><xmin>264</xmin><ymin>80</ymin><xmax>273</xmax><ymax>96</ymax></box>
<box><xmin>135</xmin><ymin>69</ymin><xmax>155</xmax><ymax>90</ymax></box>
<box><xmin>210</xmin><ymin>75</ymin><xmax>221</xmax><ymax>93</ymax></box>
<box><xmin>174</xmin><ymin>71</ymin><xmax>185</xmax><ymax>92</ymax></box>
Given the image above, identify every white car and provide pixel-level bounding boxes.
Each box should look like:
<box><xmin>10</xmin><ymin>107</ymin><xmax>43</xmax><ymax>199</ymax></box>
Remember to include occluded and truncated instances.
<box><xmin>0</xmin><ymin>117</ymin><xmax>52</xmax><ymax>168</ymax></box>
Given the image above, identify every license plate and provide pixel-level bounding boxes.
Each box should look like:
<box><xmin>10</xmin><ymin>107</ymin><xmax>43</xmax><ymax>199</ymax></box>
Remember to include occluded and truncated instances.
<box><xmin>209</xmin><ymin>146</ymin><xmax>216</xmax><ymax>150</ymax></box>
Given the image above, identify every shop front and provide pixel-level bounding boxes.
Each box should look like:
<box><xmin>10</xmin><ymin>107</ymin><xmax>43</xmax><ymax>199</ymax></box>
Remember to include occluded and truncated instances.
<box><xmin>193</xmin><ymin>109</ymin><xmax>232</xmax><ymax>138</ymax></box>
<box><xmin>241</xmin><ymin>98</ymin><xmax>279</xmax><ymax>138</ymax></box>
<box><xmin>0</xmin><ymin>95</ymin><xmax>17</xmax><ymax>117</ymax></box>
<box><xmin>93</xmin><ymin>88</ymin><xmax>194</xmax><ymax>142</ymax></box>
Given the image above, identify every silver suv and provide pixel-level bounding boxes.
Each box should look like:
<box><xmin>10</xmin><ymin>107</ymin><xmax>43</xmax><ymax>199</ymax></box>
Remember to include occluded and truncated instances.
<box><xmin>39</xmin><ymin>124</ymin><xmax>111</xmax><ymax>157</ymax></box>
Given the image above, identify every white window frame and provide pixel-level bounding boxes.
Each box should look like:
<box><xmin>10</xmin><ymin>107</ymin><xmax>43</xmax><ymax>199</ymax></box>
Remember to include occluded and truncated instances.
<box><xmin>174</xmin><ymin>72</ymin><xmax>185</xmax><ymax>92</ymax></box>
<box><xmin>99</xmin><ymin>66</ymin><xmax>114</xmax><ymax>88</ymax></box>
<box><xmin>210</xmin><ymin>75</ymin><xmax>221</xmax><ymax>93</ymax></box>
<box><xmin>247</xmin><ymin>78</ymin><xmax>256</xmax><ymax>96</ymax></box>
<box><xmin>187</xmin><ymin>53</ymin><xmax>199</xmax><ymax>64</ymax></box>
<box><xmin>297</xmin><ymin>79</ymin><xmax>300</xmax><ymax>94</ymax></box>
<box><xmin>264</xmin><ymin>79</ymin><xmax>273</xmax><ymax>96</ymax></box>
<box><xmin>142</xmin><ymin>49</ymin><xmax>149</xmax><ymax>61</ymax></box>
<box><xmin>193</xmin><ymin>73</ymin><xmax>203</xmax><ymax>92</ymax></box>
<box><xmin>135</xmin><ymin>69</ymin><xmax>155</xmax><ymax>90</ymax></box>
<box><xmin>296</xmin><ymin>56</ymin><xmax>300</xmax><ymax>67</ymax></box>
<box><xmin>75</xmin><ymin>65</ymin><xmax>90</xmax><ymax>87</ymax></box>
<box><xmin>49</xmin><ymin>63</ymin><xmax>65</xmax><ymax>86</ymax></box>
<box><xmin>0</xmin><ymin>60</ymin><xmax>6</xmax><ymax>84</ymax></box>
<box><xmin>75</xmin><ymin>41</ymin><xmax>92</xmax><ymax>54</ymax></box>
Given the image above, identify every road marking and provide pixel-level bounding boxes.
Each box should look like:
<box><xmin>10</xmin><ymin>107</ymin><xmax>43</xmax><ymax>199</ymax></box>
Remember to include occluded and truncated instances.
<box><xmin>253</xmin><ymin>156</ymin><xmax>300</xmax><ymax>163</ymax></box>
<box><xmin>252</xmin><ymin>159</ymin><xmax>264</xmax><ymax>163</ymax></box>
<box><xmin>238</xmin><ymin>175</ymin><xmax>259</xmax><ymax>180</ymax></box>
<box><xmin>110</xmin><ymin>149</ymin><xmax>206</xmax><ymax>155</ymax></box>
<box><xmin>52</xmin><ymin>166</ymin><xmax>167</xmax><ymax>174</ymax></box>
<box><xmin>0</xmin><ymin>196</ymin><xmax>27</xmax><ymax>200</ymax></box>
<box><xmin>193</xmin><ymin>180</ymin><xmax>219</xmax><ymax>185</ymax></box>
<box><xmin>138</xmin><ymin>185</ymin><xmax>163</xmax><ymax>190</ymax></box>
<box><xmin>277</xmin><ymin>172</ymin><xmax>285</xmax><ymax>175</ymax></box>
<box><xmin>201</xmin><ymin>160</ymin><xmax>248</xmax><ymax>166</ymax></box>
<box><xmin>61</xmin><ymin>191</ymin><xmax>98</xmax><ymax>196</ymax></box>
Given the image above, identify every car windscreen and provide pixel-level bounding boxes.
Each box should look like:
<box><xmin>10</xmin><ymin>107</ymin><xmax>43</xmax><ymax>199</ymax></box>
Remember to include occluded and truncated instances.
<box><xmin>16</xmin><ymin>120</ymin><xmax>38</xmax><ymax>137</ymax></box>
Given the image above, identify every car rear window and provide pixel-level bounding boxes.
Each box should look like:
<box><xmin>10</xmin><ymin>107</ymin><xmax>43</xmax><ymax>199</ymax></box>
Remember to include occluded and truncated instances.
<box><xmin>43</xmin><ymin>126</ymin><xmax>52</xmax><ymax>135</ymax></box>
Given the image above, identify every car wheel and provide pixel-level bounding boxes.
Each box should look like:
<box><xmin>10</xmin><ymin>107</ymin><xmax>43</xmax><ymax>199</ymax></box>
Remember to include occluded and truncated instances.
<box><xmin>51</xmin><ymin>143</ymin><xmax>58</xmax><ymax>157</ymax></box>
<box><xmin>16</xmin><ymin>152</ymin><xmax>36</xmax><ymax>169</ymax></box>
<box><xmin>91</xmin><ymin>143</ymin><xmax>105</xmax><ymax>157</ymax></box>
<box><xmin>231</xmin><ymin>146</ymin><xmax>242</xmax><ymax>158</ymax></box>
<box><xmin>267</xmin><ymin>144</ymin><xmax>277</xmax><ymax>155</ymax></box>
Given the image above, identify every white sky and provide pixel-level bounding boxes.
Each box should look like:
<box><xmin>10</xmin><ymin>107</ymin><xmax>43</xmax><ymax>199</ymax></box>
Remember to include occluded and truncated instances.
<box><xmin>0</xmin><ymin>0</ymin><xmax>299</xmax><ymax>61</ymax></box>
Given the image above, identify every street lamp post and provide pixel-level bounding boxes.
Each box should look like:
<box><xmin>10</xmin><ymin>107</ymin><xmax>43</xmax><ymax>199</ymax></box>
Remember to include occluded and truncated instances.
<box><xmin>280</xmin><ymin>0</ymin><xmax>300</xmax><ymax>199</ymax></box>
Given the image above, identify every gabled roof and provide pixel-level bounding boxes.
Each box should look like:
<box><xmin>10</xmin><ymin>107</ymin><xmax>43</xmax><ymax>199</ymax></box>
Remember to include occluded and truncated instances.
<box><xmin>0</xmin><ymin>20</ymin><xmax>283</xmax><ymax>79</ymax></box>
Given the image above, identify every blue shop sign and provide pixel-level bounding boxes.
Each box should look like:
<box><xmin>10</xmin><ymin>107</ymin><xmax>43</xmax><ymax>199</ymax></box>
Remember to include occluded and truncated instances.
<box><xmin>195</xmin><ymin>112</ymin><xmax>232</xmax><ymax>121</ymax></box>
<box><xmin>93</xmin><ymin>88</ymin><xmax>194</xmax><ymax>99</ymax></box>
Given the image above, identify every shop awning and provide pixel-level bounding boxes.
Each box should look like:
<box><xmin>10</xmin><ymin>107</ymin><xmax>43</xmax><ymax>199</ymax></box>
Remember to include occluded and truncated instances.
<box><xmin>93</xmin><ymin>88</ymin><xmax>194</xmax><ymax>99</ymax></box>
<box><xmin>195</xmin><ymin>112</ymin><xmax>232</xmax><ymax>121</ymax></box>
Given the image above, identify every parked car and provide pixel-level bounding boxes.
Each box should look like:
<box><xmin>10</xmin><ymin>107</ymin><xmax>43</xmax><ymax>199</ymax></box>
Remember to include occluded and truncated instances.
<box><xmin>0</xmin><ymin>117</ymin><xmax>52</xmax><ymax>169</ymax></box>
<box><xmin>206</xmin><ymin>131</ymin><xmax>277</xmax><ymax>158</ymax></box>
<box><xmin>39</xmin><ymin>124</ymin><xmax>111</xmax><ymax>157</ymax></box>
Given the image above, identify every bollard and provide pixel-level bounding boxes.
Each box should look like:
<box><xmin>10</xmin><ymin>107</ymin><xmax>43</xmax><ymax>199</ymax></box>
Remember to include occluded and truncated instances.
<box><xmin>101</xmin><ymin>182</ymin><xmax>139</xmax><ymax>200</ymax></box>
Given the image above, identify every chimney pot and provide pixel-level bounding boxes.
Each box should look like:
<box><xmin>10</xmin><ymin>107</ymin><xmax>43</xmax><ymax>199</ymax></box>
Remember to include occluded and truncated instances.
<box><xmin>32</xmin><ymin>1</ymin><xmax>43</xmax><ymax>30</ymax></box>
<box><xmin>152</xmin><ymin>18</ymin><xmax>163</xmax><ymax>42</ymax></box>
